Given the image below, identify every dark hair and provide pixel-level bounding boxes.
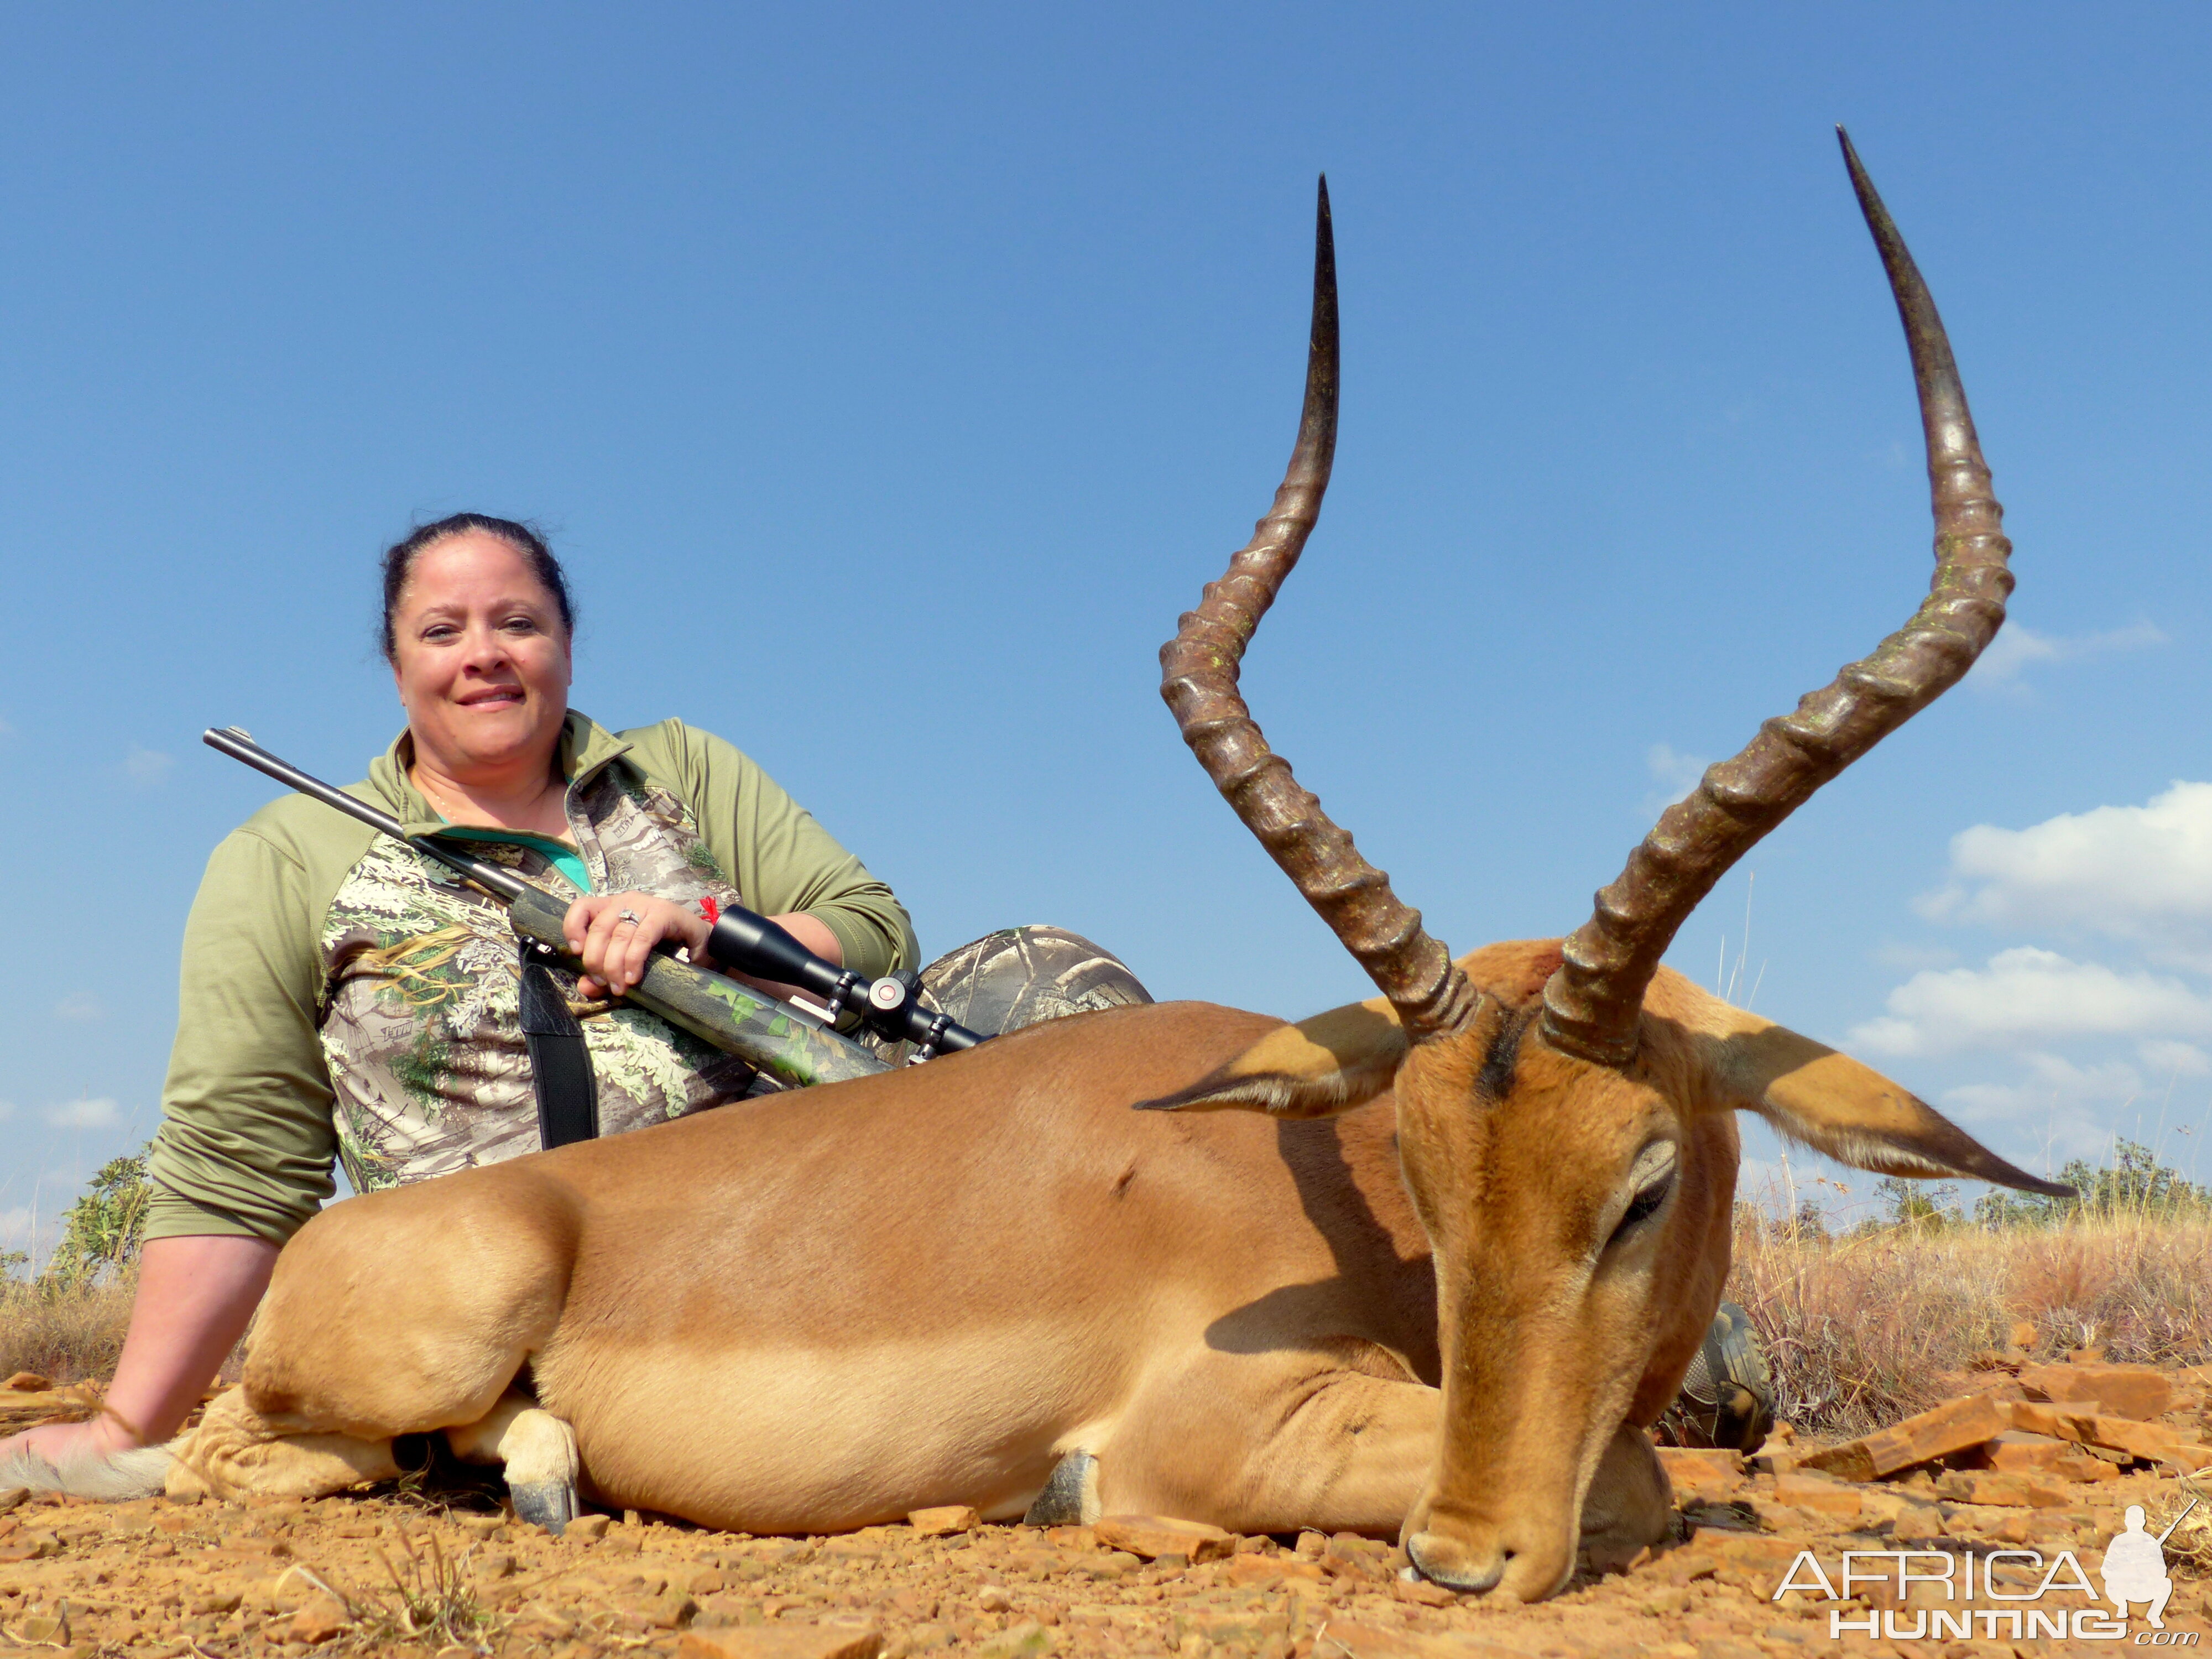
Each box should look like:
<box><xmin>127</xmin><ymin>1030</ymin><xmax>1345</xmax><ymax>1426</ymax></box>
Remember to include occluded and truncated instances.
<box><xmin>378</xmin><ymin>512</ymin><xmax>576</xmax><ymax>663</ymax></box>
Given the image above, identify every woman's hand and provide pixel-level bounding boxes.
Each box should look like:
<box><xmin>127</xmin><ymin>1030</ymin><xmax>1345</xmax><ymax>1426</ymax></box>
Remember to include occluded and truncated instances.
<box><xmin>0</xmin><ymin>1413</ymin><xmax>141</xmax><ymax>1481</ymax></box>
<box><xmin>0</xmin><ymin>1234</ymin><xmax>276</xmax><ymax>1494</ymax></box>
<box><xmin>561</xmin><ymin>895</ymin><xmax>844</xmax><ymax>1005</ymax></box>
<box><xmin>564</xmin><ymin>893</ymin><xmax>711</xmax><ymax>1000</ymax></box>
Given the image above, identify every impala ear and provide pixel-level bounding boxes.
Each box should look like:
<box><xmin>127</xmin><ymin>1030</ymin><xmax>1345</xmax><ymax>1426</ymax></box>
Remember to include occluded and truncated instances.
<box><xmin>1717</xmin><ymin>1022</ymin><xmax>2075</xmax><ymax>1198</ymax></box>
<box><xmin>1138</xmin><ymin>998</ymin><xmax>1411</xmax><ymax>1119</ymax></box>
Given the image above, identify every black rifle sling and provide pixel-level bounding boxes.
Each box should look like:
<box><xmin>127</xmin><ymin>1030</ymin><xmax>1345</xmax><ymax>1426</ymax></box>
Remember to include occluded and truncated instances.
<box><xmin>518</xmin><ymin>941</ymin><xmax>599</xmax><ymax>1149</ymax></box>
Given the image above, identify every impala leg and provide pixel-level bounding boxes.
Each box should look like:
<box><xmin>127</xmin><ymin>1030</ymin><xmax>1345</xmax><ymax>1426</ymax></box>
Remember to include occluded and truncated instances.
<box><xmin>168</xmin><ymin>1386</ymin><xmax>402</xmax><ymax>1503</ymax></box>
<box><xmin>1100</xmin><ymin>1349</ymin><xmax>1441</xmax><ymax>1536</ymax></box>
<box><xmin>228</xmin><ymin>1165</ymin><xmax>580</xmax><ymax>1509</ymax></box>
<box><xmin>446</xmin><ymin>1390</ymin><xmax>582</xmax><ymax>1536</ymax></box>
<box><xmin>1577</xmin><ymin>1422</ymin><xmax>1675</xmax><ymax>1568</ymax></box>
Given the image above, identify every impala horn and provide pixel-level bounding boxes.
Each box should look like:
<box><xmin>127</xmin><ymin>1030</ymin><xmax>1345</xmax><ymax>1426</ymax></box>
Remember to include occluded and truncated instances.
<box><xmin>1540</xmin><ymin>129</ymin><xmax>2014</xmax><ymax>1066</ymax></box>
<box><xmin>1161</xmin><ymin>176</ymin><xmax>1480</xmax><ymax>1041</ymax></box>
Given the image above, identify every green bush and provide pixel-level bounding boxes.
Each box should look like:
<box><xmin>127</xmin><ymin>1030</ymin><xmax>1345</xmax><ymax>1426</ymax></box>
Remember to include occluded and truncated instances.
<box><xmin>39</xmin><ymin>1146</ymin><xmax>153</xmax><ymax>1288</ymax></box>
<box><xmin>1876</xmin><ymin>1177</ymin><xmax>1961</xmax><ymax>1232</ymax></box>
<box><xmin>1972</xmin><ymin>1138</ymin><xmax>2205</xmax><ymax>1229</ymax></box>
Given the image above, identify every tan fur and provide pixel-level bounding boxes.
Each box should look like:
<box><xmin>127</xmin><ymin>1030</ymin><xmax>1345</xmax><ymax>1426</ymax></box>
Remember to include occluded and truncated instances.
<box><xmin>169</xmin><ymin>1387</ymin><xmax>399</xmax><ymax>1501</ymax></box>
<box><xmin>212</xmin><ymin>946</ymin><xmax>2033</xmax><ymax>1603</ymax></box>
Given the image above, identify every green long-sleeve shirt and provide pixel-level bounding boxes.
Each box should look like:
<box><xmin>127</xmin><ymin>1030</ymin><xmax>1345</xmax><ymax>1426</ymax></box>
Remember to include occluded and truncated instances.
<box><xmin>147</xmin><ymin>712</ymin><xmax>916</xmax><ymax>1245</ymax></box>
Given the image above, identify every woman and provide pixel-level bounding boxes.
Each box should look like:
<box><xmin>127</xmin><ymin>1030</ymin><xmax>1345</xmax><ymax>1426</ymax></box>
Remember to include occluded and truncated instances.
<box><xmin>0</xmin><ymin>514</ymin><xmax>1147</xmax><ymax>1487</ymax></box>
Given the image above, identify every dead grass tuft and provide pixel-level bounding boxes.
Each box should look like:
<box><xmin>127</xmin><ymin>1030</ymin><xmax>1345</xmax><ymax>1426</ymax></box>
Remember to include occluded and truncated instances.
<box><xmin>0</xmin><ymin>1271</ymin><xmax>136</xmax><ymax>1385</ymax></box>
<box><xmin>1729</xmin><ymin>1213</ymin><xmax>2212</xmax><ymax>1437</ymax></box>
<box><xmin>365</xmin><ymin>1528</ymin><xmax>497</xmax><ymax>1651</ymax></box>
<box><xmin>2166</xmin><ymin>1481</ymin><xmax>2212</xmax><ymax>1578</ymax></box>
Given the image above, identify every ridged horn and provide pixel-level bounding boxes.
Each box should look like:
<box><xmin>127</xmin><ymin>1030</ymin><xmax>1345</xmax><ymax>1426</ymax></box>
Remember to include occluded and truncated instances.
<box><xmin>1540</xmin><ymin>129</ymin><xmax>2013</xmax><ymax>1065</ymax></box>
<box><xmin>1160</xmin><ymin>177</ymin><xmax>1478</xmax><ymax>1040</ymax></box>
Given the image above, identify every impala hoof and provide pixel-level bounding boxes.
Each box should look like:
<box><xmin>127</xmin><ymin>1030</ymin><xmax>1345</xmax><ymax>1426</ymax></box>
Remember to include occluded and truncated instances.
<box><xmin>510</xmin><ymin>1477</ymin><xmax>580</xmax><ymax>1536</ymax></box>
<box><xmin>491</xmin><ymin>1406</ymin><xmax>582</xmax><ymax>1537</ymax></box>
<box><xmin>1022</xmin><ymin>1449</ymin><xmax>1100</xmax><ymax>1527</ymax></box>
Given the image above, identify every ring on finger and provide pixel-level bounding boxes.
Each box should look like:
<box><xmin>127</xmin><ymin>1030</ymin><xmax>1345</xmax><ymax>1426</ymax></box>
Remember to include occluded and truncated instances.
<box><xmin>617</xmin><ymin>909</ymin><xmax>643</xmax><ymax>927</ymax></box>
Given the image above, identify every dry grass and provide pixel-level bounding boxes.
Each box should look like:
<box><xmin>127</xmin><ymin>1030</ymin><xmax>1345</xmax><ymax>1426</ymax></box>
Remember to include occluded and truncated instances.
<box><xmin>1729</xmin><ymin>1212</ymin><xmax>2212</xmax><ymax>1437</ymax></box>
<box><xmin>0</xmin><ymin>1271</ymin><xmax>135</xmax><ymax>1385</ymax></box>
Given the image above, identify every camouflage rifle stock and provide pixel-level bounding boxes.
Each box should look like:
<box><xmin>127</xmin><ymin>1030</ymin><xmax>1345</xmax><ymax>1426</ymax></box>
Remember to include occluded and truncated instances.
<box><xmin>200</xmin><ymin>727</ymin><xmax>973</xmax><ymax>1088</ymax></box>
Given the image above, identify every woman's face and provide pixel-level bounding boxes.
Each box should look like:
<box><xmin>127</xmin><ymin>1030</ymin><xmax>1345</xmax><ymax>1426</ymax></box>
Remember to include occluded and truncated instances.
<box><xmin>389</xmin><ymin>531</ymin><xmax>573</xmax><ymax>782</ymax></box>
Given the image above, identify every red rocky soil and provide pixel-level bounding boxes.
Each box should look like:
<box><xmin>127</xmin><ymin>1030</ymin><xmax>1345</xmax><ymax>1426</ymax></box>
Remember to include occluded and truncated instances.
<box><xmin>2</xmin><ymin>1356</ymin><xmax>2207</xmax><ymax>1659</ymax></box>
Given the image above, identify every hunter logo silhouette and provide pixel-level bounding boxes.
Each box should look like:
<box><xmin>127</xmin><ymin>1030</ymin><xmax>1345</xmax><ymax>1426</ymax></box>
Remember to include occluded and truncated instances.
<box><xmin>2106</xmin><ymin>1498</ymin><xmax>2196</xmax><ymax>1631</ymax></box>
<box><xmin>1771</xmin><ymin>1490</ymin><xmax>2204</xmax><ymax>1642</ymax></box>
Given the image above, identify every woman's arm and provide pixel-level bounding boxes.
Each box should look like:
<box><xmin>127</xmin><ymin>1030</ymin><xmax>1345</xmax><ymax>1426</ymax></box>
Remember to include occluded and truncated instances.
<box><xmin>623</xmin><ymin>721</ymin><xmax>919</xmax><ymax>980</ymax></box>
<box><xmin>0</xmin><ymin>1234</ymin><xmax>277</xmax><ymax>1470</ymax></box>
<box><xmin>768</xmin><ymin>911</ymin><xmax>843</xmax><ymax>969</ymax></box>
<box><xmin>149</xmin><ymin>821</ymin><xmax>346</xmax><ymax>1246</ymax></box>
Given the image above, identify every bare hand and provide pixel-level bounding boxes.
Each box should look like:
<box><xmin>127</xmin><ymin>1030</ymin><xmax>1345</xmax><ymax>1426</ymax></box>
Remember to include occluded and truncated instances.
<box><xmin>0</xmin><ymin>1235</ymin><xmax>274</xmax><ymax>1499</ymax></box>
<box><xmin>0</xmin><ymin>1413</ymin><xmax>139</xmax><ymax>1486</ymax></box>
<box><xmin>563</xmin><ymin>893</ymin><xmax>712</xmax><ymax>1000</ymax></box>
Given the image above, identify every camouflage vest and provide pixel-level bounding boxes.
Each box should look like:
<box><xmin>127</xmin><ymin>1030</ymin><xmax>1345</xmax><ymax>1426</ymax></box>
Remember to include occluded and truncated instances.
<box><xmin>320</xmin><ymin>761</ymin><xmax>755</xmax><ymax>1194</ymax></box>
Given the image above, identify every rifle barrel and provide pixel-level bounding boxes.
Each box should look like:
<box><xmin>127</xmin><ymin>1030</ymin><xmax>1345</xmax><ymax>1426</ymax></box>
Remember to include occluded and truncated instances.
<box><xmin>203</xmin><ymin>727</ymin><xmax>527</xmax><ymax>901</ymax></box>
<box><xmin>2156</xmin><ymin>1495</ymin><xmax>2199</xmax><ymax>1546</ymax></box>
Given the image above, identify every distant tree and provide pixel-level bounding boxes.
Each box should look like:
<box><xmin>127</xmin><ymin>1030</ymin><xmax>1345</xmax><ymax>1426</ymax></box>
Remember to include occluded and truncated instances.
<box><xmin>2071</xmin><ymin>1139</ymin><xmax>2203</xmax><ymax>1214</ymax></box>
<box><xmin>41</xmin><ymin>1146</ymin><xmax>153</xmax><ymax>1287</ymax></box>
<box><xmin>1971</xmin><ymin>1138</ymin><xmax>2205</xmax><ymax>1229</ymax></box>
<box><xmin>1876</xmin><ymin>1177</ymin><xmax>1959</xmax><ymax>1232</ymax></box>
<box><xmin>1786</xmin><ymin>1199</ymin><xmax>1830</xmax><ymax>1242</ymax></box>
<box><xmin>1973</xmin><ymin>1186</ymin><xmax>2054</xmax><ymax>1229</ymax></box>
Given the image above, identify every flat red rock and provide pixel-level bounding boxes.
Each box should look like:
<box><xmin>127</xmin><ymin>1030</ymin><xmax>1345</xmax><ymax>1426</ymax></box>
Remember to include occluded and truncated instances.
<box><xmin>2018</xmin><ymin>1361</ymin><xmax>2174</xmax><ymax>1420</ymax></box>
<box><xmin>1798</xmin><ymin>1393</ymin><xmax>2007</xmax><ymax>1481</ymax></box>
<box><xmin>1092</xmin><ymin>1514</ymin><xmax>1234</xmax><ymax>1562</ymax></box>
<box><xmin>681</xmin><ymin>1625</ymin><xmax>883</xmax><ymax>1659</ymax></box>
<box><xmin>906</xmin><ymin>1505</ymin><xmax>980</xmax><ymax>1537</ymax></box>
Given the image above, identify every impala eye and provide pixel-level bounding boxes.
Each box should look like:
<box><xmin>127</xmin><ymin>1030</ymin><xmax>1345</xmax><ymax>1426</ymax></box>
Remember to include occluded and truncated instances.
<box><xmin>1610</xmin><ymin>1142</ymin><xmax>1678</xmax><ymax>1245</ymax></box>
<box><xmin>1619</xmin><ymin>1177</ymin><xmax>1671</xmax><ymax>1232</ymax></box>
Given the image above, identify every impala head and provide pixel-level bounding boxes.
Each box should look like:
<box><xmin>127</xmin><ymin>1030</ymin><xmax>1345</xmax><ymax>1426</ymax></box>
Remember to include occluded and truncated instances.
<box><xmin>1148</xmin><ymin>138</ymin><xmax>2074</xmax><ymax>1603</ymax></box>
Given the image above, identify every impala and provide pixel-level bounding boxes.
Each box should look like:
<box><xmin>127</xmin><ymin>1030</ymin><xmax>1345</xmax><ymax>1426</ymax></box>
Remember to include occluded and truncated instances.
<box><xmin>22</xmin><ymin>132</ymin><xmax>2066</xmax><ymax>1603</ymax></box>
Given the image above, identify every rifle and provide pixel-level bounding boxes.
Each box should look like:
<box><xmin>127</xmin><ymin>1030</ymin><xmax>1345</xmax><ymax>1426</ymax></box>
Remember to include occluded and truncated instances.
<box><xmin>202</xmin><ymin>728</ymin><xmax>983</xmax><ymax>1091</ymax></box>
<box><xmin>2156</xmin><ymin>1496</ymin><xmax>2200</xmax><ymax>1546</ymax></box>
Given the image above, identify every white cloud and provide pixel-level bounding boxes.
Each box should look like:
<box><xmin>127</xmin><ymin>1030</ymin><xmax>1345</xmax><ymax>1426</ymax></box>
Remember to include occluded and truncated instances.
<box><xmin>123</xmin><ymin>745</ymin><xmax>175</xmax><ymax>787</ymax></box>
<box><xmin>1642</xmin><ymin>743</ymin><xmax>1710</xmax><ymax>815</ymax></box>
<box><xmin>0</xmin><ymin>1098</ymin><xmax>13</xmax><ymax>1123</ymax></box>
<box><xmin>1966</xmin><ymin>620</ymin><xmax>2166</xmax><ymax>691</ymax></box>
<box><xmin>1917</xmin><ymin>781</ymin><xmax>2212</xmax><ymax>961</ymax></box>
<box><xmin>1937</xmin><ymin>1053</ymin><xmax>2154</xmax><ymax>1161</ymax></box>
<box><xmin>2138</xmin><ymin>1038</ymin><xmax>2211</xmax><ymax>1078</ymax></box>
<box><xmin>1863</xmin><ymin>776</ymin><xmax>2212</xmax><ymax>1168</ymax></box>
<box><xmin>1940</xmin><ymin>1052</ymin><xmax>2145</xmax><ymax>1118</ymax></box>
<box><xmin>1848</xmin><ymin>946</ymin><xmax>2212</xmax><ymax>1058</ymax></box>
<box><xmin>53</xmin><ymin>993</ymin><xmax>104</xmax><ymax>1022</ymax></box>
<box><xmin>43</xmin><ymin>1096</ymin><xmax>121</xmax><ymax>1130</ymax></box>
<box><xmin>1872</xmin><ymin>941</ymin><xmax>1958</xmax><ymax>973</ymax></box>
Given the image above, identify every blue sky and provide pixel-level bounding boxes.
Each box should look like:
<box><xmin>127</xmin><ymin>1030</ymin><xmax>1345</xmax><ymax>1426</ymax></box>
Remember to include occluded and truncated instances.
<box><xmin>5</xmin><ymin>3</ymin><xmax>2210</xmax><ymax>1255</ymax></box>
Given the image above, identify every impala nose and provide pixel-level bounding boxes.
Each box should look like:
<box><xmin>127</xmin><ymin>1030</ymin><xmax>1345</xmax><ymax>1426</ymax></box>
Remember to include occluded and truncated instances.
<box><xmin>1405</xmin><ymin>1530</ymin><xmax>1504</xmax><ymax>1595</ymax></box>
